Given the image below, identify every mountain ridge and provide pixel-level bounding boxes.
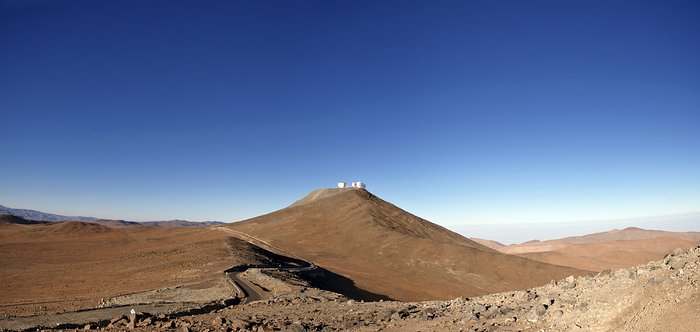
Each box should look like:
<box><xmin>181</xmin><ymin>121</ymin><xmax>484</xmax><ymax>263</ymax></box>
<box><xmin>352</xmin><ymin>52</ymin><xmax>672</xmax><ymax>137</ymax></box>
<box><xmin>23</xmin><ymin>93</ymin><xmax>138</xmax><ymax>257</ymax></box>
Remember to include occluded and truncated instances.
<box><xmin>0</xmin><ymin>204</ymin><xmax>97</xmax><ymax>222</ymax></box>
<box><xmin>229</xmin><ymin>188</ymin><xmax>587</xmax><ymax>301</ymax></box>
<box><xmin>0</xmin><ymin>205</ymin><xmax>223</xmax><ymax>227</ymax></box>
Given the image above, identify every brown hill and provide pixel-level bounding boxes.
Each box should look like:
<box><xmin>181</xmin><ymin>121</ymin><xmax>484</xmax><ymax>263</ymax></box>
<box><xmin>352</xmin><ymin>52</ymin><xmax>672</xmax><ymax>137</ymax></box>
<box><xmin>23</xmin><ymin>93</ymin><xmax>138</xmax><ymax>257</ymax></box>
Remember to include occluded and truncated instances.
<box><xmin>495</xmin><ymin>228</ymin><xmax>700</xmax><ymax>271</ymax></box>
<box><xmin>469</xmin><ymin>237</ymin><xmax>506</xmax><ymax>250</ymax></box>
<box><xmin>0</xmin><ymin>213</ymin><xmax>47</xmax><ymax>225</ymax></box>
<box><xmin>38</xmin><ymin>221</ymin><xmax>115</xmax><ymax>236</ymax></box>
<box><xmin>0</xmin><ymin>221</ymin><xmax>247</xmax><ymax>316</ymax></box>
<box><xmin>229</xmin><ymin>188</ymin><xmax>587</xmax><ymax>301</ymax></box>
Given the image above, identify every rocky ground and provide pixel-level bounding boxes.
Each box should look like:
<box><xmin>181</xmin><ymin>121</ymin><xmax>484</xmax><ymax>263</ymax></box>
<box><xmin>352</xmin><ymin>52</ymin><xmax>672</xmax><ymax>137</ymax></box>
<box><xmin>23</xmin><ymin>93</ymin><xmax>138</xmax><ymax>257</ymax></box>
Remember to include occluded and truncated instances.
<box><xmin>14</xmin><ymin>245</ymin><xmax>697</xmax><ymax>332</ymax></box>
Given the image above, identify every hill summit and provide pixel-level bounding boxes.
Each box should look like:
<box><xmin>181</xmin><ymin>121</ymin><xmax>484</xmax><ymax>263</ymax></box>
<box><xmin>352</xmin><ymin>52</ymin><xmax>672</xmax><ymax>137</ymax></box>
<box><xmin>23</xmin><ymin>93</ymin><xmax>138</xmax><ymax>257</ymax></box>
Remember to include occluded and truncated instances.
<box><xmin>229</xmin><ymin>188</ymin><xmax>586</xmax><ymax>301</ymax></box>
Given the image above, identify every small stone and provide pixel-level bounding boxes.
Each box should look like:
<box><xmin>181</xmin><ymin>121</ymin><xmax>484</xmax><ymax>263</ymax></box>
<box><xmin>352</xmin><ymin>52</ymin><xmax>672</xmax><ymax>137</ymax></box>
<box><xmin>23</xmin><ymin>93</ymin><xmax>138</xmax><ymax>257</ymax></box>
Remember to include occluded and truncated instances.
<box><xmin>526</xmin><ymin>311</ymin><xmax>539</xmax><ymax>323</ymax></box>
<box><xmin>420</xmin><ymin>307</ymin><xmax>436</xmax><ymax>320</ymax></box>
<box><xmin>533</xmin><ymin>304</ymin><xmax>547</xmax><ymax>316</ymax></box>
<box><xmin>110</xmin><ymin>316</ymin><xmax>126</xmax><ymax>324</ymax></box>
<box><xmin>83</xmin><ymin>324</ymin><xmax>92</xmax><ymax>330</ymax></box>
<box><xmin>284</xmin><ymin>323</ymin><xmax>306</xmax><ymax>332</ymax></box>
<box><xmin>346</xmin><ymin>300</ymin><xmax>355</xmax><ymax>305</ymax></box>
<box><xmin>230</xmin><ymin>319</ymin><xmax>249</xmax><ymax>330</ymax></box>
<box><xmin>551</xmin><ymin>310</ymin><xmax>563</xmax><ymax>319</ymax></box>
<box><xmin>474</xmin><ymin>304</ymin><xmax>487</xmax><ymax>313</ymax></box>
<box><xmin>138</xmin><ymin>317</ymin><xmax>152</xmax><ymax>327</ymax></box>
<box><xmin>577</xmin><ymin>303</ymin><xmax>589</xmax><ymax>312</ymax></box>
<box><xmin>213</xmin><ymin>316</ymin><xmax>225</xmax><ymax>326</ymax></box>
<box><xmin>565</xmin><ymin>275</ymin><xmax>575</xmax><ymax>283</ymax></box>
<box><xmin>376</xmin><ymin>309</ymin><xmax>394</xmax><ymax>321</ymax></box>
<box><xmin>181</xmin><ymin>326</ymin><xmax>191</xmax><ymax>332</ymax></box>
<box><xmin>482</xmin><ymin>306</ymin><xmax>499</xmax><ymax>319</ymax></box>
<box><xmin>342</xmin><ymin>320</ymin><xmax>357</xmax><ymax>329</ymax></box>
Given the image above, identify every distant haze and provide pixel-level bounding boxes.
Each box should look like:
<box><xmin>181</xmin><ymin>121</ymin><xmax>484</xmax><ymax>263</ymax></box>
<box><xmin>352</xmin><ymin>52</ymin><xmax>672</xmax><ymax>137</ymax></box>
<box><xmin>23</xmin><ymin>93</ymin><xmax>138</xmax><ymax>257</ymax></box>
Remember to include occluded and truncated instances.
<box><xmin>452</xmin><ymin>212</ymin><xmax>700</xmax><ymax>244</ymax></box>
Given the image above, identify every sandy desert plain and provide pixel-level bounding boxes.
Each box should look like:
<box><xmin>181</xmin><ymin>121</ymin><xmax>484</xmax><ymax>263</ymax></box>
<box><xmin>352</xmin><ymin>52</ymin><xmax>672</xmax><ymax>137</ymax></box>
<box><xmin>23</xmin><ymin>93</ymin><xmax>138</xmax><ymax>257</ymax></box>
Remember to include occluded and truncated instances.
<box><xmin>1</xmin><ymin>188</ymin><xmax>699</xmax><ymax>332</ymax></box>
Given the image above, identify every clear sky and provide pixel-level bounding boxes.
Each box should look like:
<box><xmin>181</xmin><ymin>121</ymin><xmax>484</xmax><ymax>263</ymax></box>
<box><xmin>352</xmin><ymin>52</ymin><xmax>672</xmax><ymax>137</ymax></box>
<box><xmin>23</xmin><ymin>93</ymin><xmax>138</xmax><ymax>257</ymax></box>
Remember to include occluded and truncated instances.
<box><xmin>1</xmin><ymin>0</ymin><xmax>699</xmax><ymax>242</ymax></box>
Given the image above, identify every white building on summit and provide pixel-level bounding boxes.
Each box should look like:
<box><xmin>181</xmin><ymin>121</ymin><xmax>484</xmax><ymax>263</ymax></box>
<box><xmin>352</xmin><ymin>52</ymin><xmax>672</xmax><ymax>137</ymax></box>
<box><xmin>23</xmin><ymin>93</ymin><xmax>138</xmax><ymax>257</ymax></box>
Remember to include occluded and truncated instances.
<box><xmin>337</xmin><ymin>181</ymin><xmax>366</xmax><ymax>189</ymax></box>
<box><xmin>351</xmin><ymin>182</ymin><xmax>366</xmax><ymax>189</ymax></box>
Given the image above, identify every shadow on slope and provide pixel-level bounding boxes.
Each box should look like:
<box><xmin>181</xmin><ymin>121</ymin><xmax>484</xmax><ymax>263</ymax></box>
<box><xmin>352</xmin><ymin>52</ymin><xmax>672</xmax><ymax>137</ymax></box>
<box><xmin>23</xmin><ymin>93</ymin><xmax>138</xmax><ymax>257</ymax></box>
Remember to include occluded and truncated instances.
<box><xmin>226</xmin><ymin>237</ymin><xmax>390</xmax><ymax>301</ymax></box>
<box><xmin>299</xmin><ymin>266</ymin><xmax>392</xmax><ymax>302</ymax></box>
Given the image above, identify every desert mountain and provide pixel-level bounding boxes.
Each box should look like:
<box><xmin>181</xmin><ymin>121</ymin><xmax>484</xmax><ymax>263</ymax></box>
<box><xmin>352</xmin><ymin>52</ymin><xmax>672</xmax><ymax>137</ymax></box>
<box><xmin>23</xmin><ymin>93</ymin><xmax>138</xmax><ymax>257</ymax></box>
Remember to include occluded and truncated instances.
<box><xmin>228</xmin><ymin>188</ymin><xmax>587</xmax><ymax>301</ymax></box>
<box><xmin>0</xmin><ymin>204</ymin><xmax>223</xmax><ymax>227</ymax></box>
<box><xmin>139</xmin><ymin>220</ymin><xmax>225</xmax><ymax>227</ymax></box>
<box><xmin>0</xmin><ymin>204</ymin><xmax>96</xmax><ymax>222</ymax></box>
<box><xmin>0</xmin><ymin>220</ymin><xmax>250</xmax><ymax>317</ymax></box>
<box><xmin>477</xmin><ymin>227</ymin><xmax>700</xmax><ymax>272</ymax></box>
<box><xmin>0</xmin><ymin>213</ymin><xmax>49</xmax><ymax>225</ymax></box>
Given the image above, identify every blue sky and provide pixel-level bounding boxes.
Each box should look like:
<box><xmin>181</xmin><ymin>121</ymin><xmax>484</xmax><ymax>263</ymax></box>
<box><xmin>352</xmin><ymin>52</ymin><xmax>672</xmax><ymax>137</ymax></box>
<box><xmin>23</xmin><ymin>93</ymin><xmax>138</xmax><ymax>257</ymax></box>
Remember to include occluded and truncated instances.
<box><xmin>1</xmin><ymin>0</ymin><xmax>699</xmax><ymax>241</ymax></box>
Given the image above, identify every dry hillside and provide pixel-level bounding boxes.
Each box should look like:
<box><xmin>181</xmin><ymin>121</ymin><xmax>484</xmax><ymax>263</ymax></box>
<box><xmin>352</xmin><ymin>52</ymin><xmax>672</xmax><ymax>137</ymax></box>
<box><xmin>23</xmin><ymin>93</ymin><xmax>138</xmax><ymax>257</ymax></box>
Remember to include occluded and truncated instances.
<box><xmin>229</xmin><ymin>188</ymin><xmax>587</xmax><ymax>301</ymax></box>
<box><xmin>476</xmin><ymin>227</ymin><xmax>700</xmax><ymax>272</ymax></box>
<box><xmin>0</xmin><ymin>219</ymin><xmax>247</xmax><ymax>316</ymax></box>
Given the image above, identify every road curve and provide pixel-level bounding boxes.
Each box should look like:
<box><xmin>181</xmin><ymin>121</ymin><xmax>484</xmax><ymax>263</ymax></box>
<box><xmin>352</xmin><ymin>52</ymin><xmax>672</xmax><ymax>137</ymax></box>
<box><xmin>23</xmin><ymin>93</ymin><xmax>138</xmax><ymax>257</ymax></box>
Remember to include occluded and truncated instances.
<box><xmin>216</xmin><ymin>227</ymin><xmax>316</xmax><ymax>303</ymax></box>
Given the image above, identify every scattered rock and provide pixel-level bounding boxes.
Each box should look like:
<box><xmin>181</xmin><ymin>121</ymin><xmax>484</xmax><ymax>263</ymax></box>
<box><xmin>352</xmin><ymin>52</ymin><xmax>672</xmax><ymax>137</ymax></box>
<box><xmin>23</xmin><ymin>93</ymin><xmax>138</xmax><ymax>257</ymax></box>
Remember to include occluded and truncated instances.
<box><xmin>212</xmin><ymin>316</ymin><xmax>225</xmax><ymax>326</ymax></box>
<box><xmin>551</xmin><ymin>310</ymin><xmax>564</xmax><ymax>319</ymax></box>
<box><xmin>533</xmin><ymin>304</ymin><xmax>547</xmax><ymax>316</ymax></box>
<box><xmin>482</xmin><ymin>306</ymin><xmax>499</xmax><ymax>319</ymax></box>
<box><xmin>230</xmin><ymin>319</ymin><xmax>250</xmax><ymax>330</ymax></box>
<box><xmin>420</xmin><ymin>307</ymin><xmax>436</xmax><ymax>320</ymax></box>
<box><xmin>563</xmin><ymin>282</ymin><xmax>577</xmax><ymax>289</ymax></box>
<box><xmin>576</xmin><ymin>303</ymin><xmax>589</xmax><ymax>312</ymax></box>
<box><xmin>376</xmin><ymin>309</ymin><xmax>394</xmax><ymax>321</ymax></box>
<box><xmin>284</xmin><ymin>322</ymin><xmax>307</xmax><ymax>332</ymax></box>
<box><xmin>108</xmin><ymin>316</ymin><xmax>129</xmax><ymax>328</ymax></box>
<box><xmin>136</xmin><ymin>317</ymin><xmax>152</xmax><ymax>327</ymax></box>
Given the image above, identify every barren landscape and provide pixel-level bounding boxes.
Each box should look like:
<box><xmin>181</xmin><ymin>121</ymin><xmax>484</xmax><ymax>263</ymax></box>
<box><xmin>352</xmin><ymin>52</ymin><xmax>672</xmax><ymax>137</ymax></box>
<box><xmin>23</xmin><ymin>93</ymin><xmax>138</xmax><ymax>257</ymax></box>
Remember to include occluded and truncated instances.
<box><xmin>4</xmin><ymin>0</ymin><xmax>698</xmax><ymax>330</ymax></box>
<box><xmin>1</xmin><ymin>188</ymin><xmax>699</xmax><ymax>331</ymax></box>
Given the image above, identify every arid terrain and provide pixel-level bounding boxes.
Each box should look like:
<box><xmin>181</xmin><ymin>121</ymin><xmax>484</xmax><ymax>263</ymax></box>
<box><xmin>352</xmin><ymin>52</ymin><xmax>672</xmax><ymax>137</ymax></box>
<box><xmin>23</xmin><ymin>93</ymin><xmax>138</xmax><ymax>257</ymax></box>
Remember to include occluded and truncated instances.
<box><xmin>1</xmin><ymin>188</ymin><xmax>698</xmax><ymax>331</ymax></box>
<box><xmin>229</xmin><ymin>188</ymin><xmax>586</xmax><ymax>301</ymax></box>
<box><xmin>0</xmin><ymin>215</ymin><xmax>245</xmax><ymax>317</ymax></box>
<box><xmin>472</xmin><ymin>227</ymin><xmax>700</xmax><ymax>272</ymax></box>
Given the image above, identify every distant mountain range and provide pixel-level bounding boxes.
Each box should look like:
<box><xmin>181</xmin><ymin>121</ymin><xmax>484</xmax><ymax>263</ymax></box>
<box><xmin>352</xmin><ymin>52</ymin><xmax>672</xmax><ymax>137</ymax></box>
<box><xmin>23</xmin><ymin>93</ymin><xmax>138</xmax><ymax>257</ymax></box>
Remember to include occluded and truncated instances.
<box><xmin>0</xmin><ymin>204</ymin><xmax>97</xmax><ymax>222</ymax></box>
<box><xmin>0</xmin><ymin>204</ymin><xmax>224</xmax><ymax>227</ymax></box>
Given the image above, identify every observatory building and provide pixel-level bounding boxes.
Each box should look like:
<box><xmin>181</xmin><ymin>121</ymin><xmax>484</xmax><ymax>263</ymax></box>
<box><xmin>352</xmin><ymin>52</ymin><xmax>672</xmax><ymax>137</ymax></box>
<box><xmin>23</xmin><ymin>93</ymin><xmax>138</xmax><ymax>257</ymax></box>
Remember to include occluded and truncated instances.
<box><xmin>337</xmin><ymin>181</ymin><xmax>366</xmax><ymax>189</ymax></box>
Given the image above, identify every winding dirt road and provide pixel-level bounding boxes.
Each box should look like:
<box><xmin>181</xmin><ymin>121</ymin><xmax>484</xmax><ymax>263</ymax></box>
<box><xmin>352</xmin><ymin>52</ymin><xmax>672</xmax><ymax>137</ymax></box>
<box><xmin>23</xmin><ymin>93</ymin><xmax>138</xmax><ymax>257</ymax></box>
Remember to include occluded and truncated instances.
<box><xmin>216</xmin><ymin>227</ymin><xmax>316</xmax><ymax>304</ymax></box>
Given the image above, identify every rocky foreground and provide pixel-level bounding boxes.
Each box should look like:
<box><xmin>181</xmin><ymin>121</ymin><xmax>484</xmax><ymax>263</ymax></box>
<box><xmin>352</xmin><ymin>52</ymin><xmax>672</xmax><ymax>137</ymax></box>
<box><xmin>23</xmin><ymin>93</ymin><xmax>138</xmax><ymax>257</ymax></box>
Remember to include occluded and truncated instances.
<box><xmin>40</xmin><ymin>245</ymin><xmax>698</xmax><ymax>332</ymax></box>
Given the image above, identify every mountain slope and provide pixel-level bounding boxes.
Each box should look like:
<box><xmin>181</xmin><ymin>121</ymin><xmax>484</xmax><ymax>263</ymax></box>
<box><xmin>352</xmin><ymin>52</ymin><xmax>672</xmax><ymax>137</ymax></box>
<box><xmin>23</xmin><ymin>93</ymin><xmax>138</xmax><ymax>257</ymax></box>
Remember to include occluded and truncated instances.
<box><xmin>0</xmin><ymin>204</ymin><xmax>96</xmax><ymax>222</ymax></box>
<box><xmin>229</xmin><ymin>188</ymin><xmax>587</xmax><ymax>301</ymax></box>
<box><xmin>495</xmin><ymin>228</ymin><xmax>700</xmax><ymax>271</ymax></box>
<box><xmin>0</xmin><ymin>205</ymin><xmax>223</xmax><ymax>227</ymax></box>
<box><xmin>0</xmin><ymin>214</ymin><xmax>48</xmax><ymax>225</ymax></box>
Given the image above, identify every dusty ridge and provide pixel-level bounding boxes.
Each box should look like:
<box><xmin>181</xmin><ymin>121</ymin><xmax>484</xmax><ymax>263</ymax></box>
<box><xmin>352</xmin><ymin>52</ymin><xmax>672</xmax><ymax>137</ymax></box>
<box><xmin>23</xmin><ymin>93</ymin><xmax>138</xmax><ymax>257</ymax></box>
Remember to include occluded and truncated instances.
<box><xmin>0</xmin><ymin>222</ymin><xmax>249</xmax><ymax>317</ymax></box>
<box><xmin>289</xmin><ymin>188</ymin><xmax>356</xmax><ymax>207</ymax></box>
<box><xmin>230</xmin><ymin>188</ymin><xmax>586</xmax><ymax>301</ymax></box>
<box><xmin>478</xmin><ymin>227</ymin><xmax>700</xmax><ymax>272</ymax></box>
<box><xmin>115</xmin><ymin>246</ymin><xmax>700</xmax><ymax>332</ymax></box>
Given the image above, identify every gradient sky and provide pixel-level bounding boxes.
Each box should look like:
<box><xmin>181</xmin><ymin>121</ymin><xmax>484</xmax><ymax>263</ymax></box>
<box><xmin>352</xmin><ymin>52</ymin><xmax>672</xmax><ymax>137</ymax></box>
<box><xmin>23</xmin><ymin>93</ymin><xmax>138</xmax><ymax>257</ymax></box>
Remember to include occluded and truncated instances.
<box><xmin>1</xmin><ymin>0</ymin><xmax>699</xmax><ymax>242</ymax></box>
